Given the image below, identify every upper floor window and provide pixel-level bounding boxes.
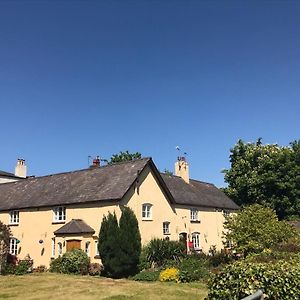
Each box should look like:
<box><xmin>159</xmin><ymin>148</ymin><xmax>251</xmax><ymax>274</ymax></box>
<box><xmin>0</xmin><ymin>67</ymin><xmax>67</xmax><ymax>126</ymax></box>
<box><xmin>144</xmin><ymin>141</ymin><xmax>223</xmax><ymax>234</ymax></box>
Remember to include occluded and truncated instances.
<box><xmin>10</xmin><ymin>238</ymin><xmax>18</xmax><ymax>255</ymax></box>
<box><xmin>163</xmin><ymin>222</ymin><xmax>170</xmax><ymax>235</ymax></box>
<box><xmin>53</xmin><ymin>207</ymin><xmax>66</xmax><ymax>223</ymax></box>
<box><xmin>192</xmin><ymin>232</ymin><xmax>201</xmax><ymax>250</ymax></box>
<box><xmin>142</xmin><ymin>203</ymin><xmax>152</xmax><ymax>220</ymax></box>
<box><xmin>9</xmin><ymin>211</ymin><xmax>19</xmax><ymax>225</ymax></box>
<box><xmin>190</xmin><ymin>208</ymin><xmax>198</xmax><ymax>221</ymax></box>
<box><xmin>223</xmin><ymin>210</ymin><xmax>230</xmax><ymax>218</ymax></box>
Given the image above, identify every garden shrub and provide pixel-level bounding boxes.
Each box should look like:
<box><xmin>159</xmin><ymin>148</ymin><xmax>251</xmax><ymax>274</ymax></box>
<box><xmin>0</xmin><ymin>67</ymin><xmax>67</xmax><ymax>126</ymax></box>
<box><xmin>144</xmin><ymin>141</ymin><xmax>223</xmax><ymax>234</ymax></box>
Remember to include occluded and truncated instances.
<box><xmin>33</xmin><ymin>265</ymin><xmax>47</xmax><ymax>273</ymax></box>
<box><xmin>143</xmin><ymin>238</ymin><xmax>185</xmax><ymax>267</ymax></box>
<box><xmin>159</xmin><ymin>267</ymin><xmax>179</xmax><ymax>282</ymax></box>
<box><xmin>14</xmin><ymin>254</ymin><xmax>33</xmax><ymax>275</ymax></box>
<box><xmin>132</xmin><ymin>270</ymin><xmax>160</xmax><ymax>281</ymax></box>
<box><xmin>177</xmin><ymin>257</ymin><xmax>210</xmax><ymax>282</ymax></box>
<box><xmin>88</xmin><ymin>263</ymin><xmax>103</xmax><ymax>276</ymax></box>
<box><xmin>50</xmin><ymin>249</ymin><xmax>89</xmax><ymax>275</ymax></box>
<box><xmin>208</xmin><ymin>260</ymin><xmax>300</xmax><ymax>300</ymax></box>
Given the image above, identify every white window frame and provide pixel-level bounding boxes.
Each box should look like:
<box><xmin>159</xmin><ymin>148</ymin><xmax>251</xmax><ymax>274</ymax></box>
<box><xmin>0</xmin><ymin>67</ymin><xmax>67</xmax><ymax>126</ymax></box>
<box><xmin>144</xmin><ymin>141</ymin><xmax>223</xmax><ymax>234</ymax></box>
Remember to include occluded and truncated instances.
<box><xmin>190</xmin><ymin>208</ymin><xmax>198</xmax><ymax>221</ymax></box>
<box><xmin>163</xmin><ymin>222</ymin><xmax>170</xmax><ymax>235</ymax></box>
<box><xmin>95</xmin><ymin>240</ymin><xmax>100</xmax><ymax>256</ymax></box>
<box><xmin>9</xmin><ymin>211</ymin><xmax>19</xmax><ymax>225</ymax></box>
<box><xmin>53</xmin><ymin>206</ymin><xmax>66</xmax><ymax>223</ymax></box>
<box><xmin>51</xmin><ymin>238</ymin><xmax>55</xmax><ymax>257</ymax></box>
<box><xmin>142</xmin><ymin>203</ymin><xmax>152</xmax><ymax>220</ymax></box>
<box><xmin>57</xmin><ymin>242</ymin><xmax>63</xmax><ymax>256</ymax></box>
<box><xmin>9</xmin><ymin>238</ymin><xmax>18</xmax><ymax>255</ymax></box>
<box><xmin>85</xmin><ymin>241</ymin><xmax>90</xmax><ymax>257</ymax></box>
<box><xmin>192</xmin><ymin>232</ymin><xmax>201</xmax><ymax>250</ymax></box>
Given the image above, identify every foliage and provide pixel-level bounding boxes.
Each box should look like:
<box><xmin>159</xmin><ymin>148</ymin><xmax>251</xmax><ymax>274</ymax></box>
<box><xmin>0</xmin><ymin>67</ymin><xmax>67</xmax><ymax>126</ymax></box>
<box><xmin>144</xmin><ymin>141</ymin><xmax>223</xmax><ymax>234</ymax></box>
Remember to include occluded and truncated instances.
<box><xmin>163</xmin><ymin>169</ymin><xmax>173</xmax><ymax>176</ymax></box>
<box><xmin>119</xmin><ymin>206</ymin><xmax>141</xmax><ymax>276</ymax></box>
<box><xmin>132</xmin><ymin>269</ymin><xmax>160</xmax><ymax>281</ymax></box>
<box><xmin>107</xmin><ymin>151</ymin><xmax>142</xmax><ymax>165</ymax></box>
<box><xmin>159</xmin><ymin>267</ymin><xmax>179</xmax><ymax>282</ymax></box>
<box><xmin>207</xmin><ymin>259</ymin><xmax>300</xmax><ymax>300</ymax></box>
<box><xmin>14</xmin><ymin>254</ymin><xmax>33</xmax><ymax>275</ymax></box>
<box><xmin>224</xmin><ymin>204</ymin><xmax>297</xmax><ymax>256</ymax></box>
<box><xmin>99</xmin><ymin>208</ymin><xmax>142</xmax><ymax>278</ymax></box>
<box><xmin>0</xmin><ymin>221</ymin><xmax>11</xmax><ymax>274</ymax></box>
<box><xmin>50</xmin><ymin>249</ymin><xmax>89</xmax><ymax>275</ymax></box>
<box><xmin>208</xmin><ymin>252</ymin><xmax>233</xmax><ymax>268</ymax></box>
<box><xmin>223</xmin><ymin>139</ymin><xmax>300</xmax><ymax>220</ymax></box>
<box><xmin>49</xmin><ymin>256</ymin><xmax>63</xmax><ymax>273</ymax></box>
<box><xmin>88</xmin><ymin>263</ymin><xmax>103</xmax><ymax>276</ymax></box>
<box><xmin>143</xmin><ymin>238</ymin><xmax>186</xmax><ymax>267</ymax></box>
<box><xmin>33</xmin><ymin>265</ymin><xmax>47</xmax><ymax>273</ymax></box>
<box><xmin>98</xmin><ymin>212</ymin><xmax>121</xmax><ymax>277</ymax></box>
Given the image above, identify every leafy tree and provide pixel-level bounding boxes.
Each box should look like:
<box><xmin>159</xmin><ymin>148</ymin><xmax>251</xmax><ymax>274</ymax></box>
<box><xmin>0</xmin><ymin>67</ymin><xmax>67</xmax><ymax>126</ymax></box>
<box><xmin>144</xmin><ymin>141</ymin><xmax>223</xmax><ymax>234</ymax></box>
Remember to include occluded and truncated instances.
<box><xmin>119</xmin><ymin>206</ymin><xmax>141</xmax><ymax>276</ymax></box>
<box><xmin>223</xmin><ymin>139</ymin><xmax>300</xmax><ymax>219</ymax></box>
<box><xmin>163</xmin><ymin>169</ymin><xmax>173</xmax><ymax>176</ymax></box>
<box><xmin>106</xmin><ymin>151</ymin><xmax>142</xmax><ymax>165</ymax></box>
<box><xmin>98</xmin><ymin>208</ymin><xmax>141</xmax><ymax>278</ymax></box>
<box><xmin>224</xmin><ymin>204</ymin><xmax>297</xmax><ymax>257</ymax></box>
<box><xmin>0</xmin><ymin>221</ymin><xmax>11</xmax><ymax>274</ymax></box>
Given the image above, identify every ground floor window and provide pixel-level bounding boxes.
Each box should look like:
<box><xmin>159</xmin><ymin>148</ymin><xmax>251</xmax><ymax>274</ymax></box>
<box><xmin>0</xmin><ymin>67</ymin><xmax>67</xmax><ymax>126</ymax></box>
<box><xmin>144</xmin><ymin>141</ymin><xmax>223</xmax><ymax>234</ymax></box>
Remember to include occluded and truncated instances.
<box><xmin>9</xmin><ymin>238</ymin><xmax>18</xmax><ymax>255</ymax></box>
<box><xmin>163</xmin><ymin>222</ymin><xmax>170</xmax><ymax>235</ymax></box>
<box><xmin>95</xmin><ymin>240</ymin><xmax>100</xmax><ymax>256</ymax></box>
<box><xmin>51</xmin><ymin>238</ymin><xmax>55</xmax><ymax>257</ymax></box>
<box><xmin>85</xmin><ymin>241</ymin><xmax>90</xmax><ymax>256</ymax></box>
<box><xmin>57</xmin><ymin>242</ymin><xmax>63</xmax><ymax>255</ymax></box>
<box><xmin>192</xmin><ymin>232</ymin><xmax>201</xmax><ymax>250</ymax></box>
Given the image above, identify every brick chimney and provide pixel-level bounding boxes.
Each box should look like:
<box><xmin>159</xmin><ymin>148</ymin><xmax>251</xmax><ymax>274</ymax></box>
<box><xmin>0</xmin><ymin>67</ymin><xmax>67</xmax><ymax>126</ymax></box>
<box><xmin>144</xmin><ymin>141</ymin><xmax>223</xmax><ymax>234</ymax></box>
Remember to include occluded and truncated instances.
<box><xmin>175</xmin><ymin>156</ymin><xmax>189</xmax><ymax>184</ymax></box>
<box><xmin>15</xmin><ymin>159</ymin><xmax>27</xmax><ymax>178</ymax></box>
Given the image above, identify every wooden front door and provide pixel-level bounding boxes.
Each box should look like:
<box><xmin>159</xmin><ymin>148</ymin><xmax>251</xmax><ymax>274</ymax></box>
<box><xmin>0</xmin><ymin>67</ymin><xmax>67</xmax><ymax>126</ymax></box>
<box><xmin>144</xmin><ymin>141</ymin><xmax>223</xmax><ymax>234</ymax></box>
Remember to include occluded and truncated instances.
<box><xmin>66</xmin><ymin>240</ymin><xmax>81</xmax><ymax>251</ymax></box>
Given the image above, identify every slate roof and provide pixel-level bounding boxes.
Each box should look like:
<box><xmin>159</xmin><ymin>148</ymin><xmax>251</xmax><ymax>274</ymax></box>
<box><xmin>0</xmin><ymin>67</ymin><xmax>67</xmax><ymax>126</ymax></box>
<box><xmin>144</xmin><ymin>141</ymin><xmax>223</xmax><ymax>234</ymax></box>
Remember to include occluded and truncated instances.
<box><xmin>0</xmin><ymin>158</ymin><xmax>150</xmax><ymax>211</ymax></box>
<box><xmin>0</xmin><ymin>157</ymin><xmax>239</xmax><ymax>211</ymax></box>
<box><xmin>54</xmin><ymin>219</ymin><xmax>95</xmax><ymax>235</ymax></box>
<box><xmin>160</xmin><ymin>173</ymin><xmax>239</xmax><ymax>210</ymax></box>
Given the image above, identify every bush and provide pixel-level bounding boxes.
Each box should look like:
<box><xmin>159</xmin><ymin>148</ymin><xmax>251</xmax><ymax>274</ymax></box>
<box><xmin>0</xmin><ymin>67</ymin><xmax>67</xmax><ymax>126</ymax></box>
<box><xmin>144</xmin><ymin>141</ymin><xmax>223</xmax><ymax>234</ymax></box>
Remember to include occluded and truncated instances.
<box><xmin>14</xmin><ymin>255</ymin><xmax>33</xmax><ymax>275</ymax></box>
<box><xmin>178</xmin><ymin>257</ymin><xmax>210</xmax><ymax>282</ymax></box>
<box><xmin>88</xmin><ymin>263</ymin><xmax>102</xmax><ymax>276</ymax></box>
<box><xmin>208</xmin><ymin>252</ymin><xmax>233</xmax><ymax>267</ymax></box>
<box><xmin>50</xmin><ymin>249</ymin><xmax>89</xmax><ymax>275</ymax></box>
<box><xmin>143</xmin><ymin>239</ymin><xmax>185</xmax><ymax>267</ymax></box>
<box><xmin>132</xmin><ymin>270</ymin><xmax>160</xmax><ymax>281</ymax></box>
<box><xmin>208</xmin><ymin>260</ymin><xmax>300</xmax><ymax>299</ymax></box>
<box><xmin>33</xmin><ymin>265</ymin><xmax>47</xmax><ymax>273</ymax></box>
<box><xmin>159</xmin><ymin>267</ymin><xmax>179</xmax><ymax>282</ymax></box>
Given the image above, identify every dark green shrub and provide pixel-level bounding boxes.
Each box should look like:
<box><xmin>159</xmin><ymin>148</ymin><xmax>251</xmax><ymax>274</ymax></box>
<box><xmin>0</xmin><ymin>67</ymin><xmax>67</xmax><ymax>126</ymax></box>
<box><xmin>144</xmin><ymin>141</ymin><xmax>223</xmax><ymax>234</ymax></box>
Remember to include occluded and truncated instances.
<box><xmin>14</xmin><ymin>254</ymin><xmax>33</xmax><ymax>275</ymax></box>
<box><xmin>208</xmin><ymin>252</ymin><xmax>233</xmax><ymax>267</ymax></box>
<box><xmin>99</xmin><ymin>208</ymin><xmax>142</xmax><ymax>278</ymax></box>
<box><xmin>132</xmin><ymin>270</ymin><xmax>160</xmax><ymax>281</ymax></box>
<box><xmin>208</xmin><ymin>260</ymin><xmax>300</xmax><ymax>299</ymax></box>
<box><xmin>50</xmin><ymin>249</ymin><xmax>89</xmax><ymax>275</ymax></box>
<box><xmin>178</xmin><ymin>257</ymin><xmax>210</xmax><ymax>282</ymax></box>
<box><xmin>143</xmin><ymin>238</ymin><xmax>185</xmax><ymax>267</ymax></box>
<box><xmin>88</xmin><ymin>263</ymin><xmax>103</xmax><ymax>276</ymax></box>
<box><xmin>49</xmin><ymin>256</ymin><xmax>63</xmax><ymax>273</ymax></box>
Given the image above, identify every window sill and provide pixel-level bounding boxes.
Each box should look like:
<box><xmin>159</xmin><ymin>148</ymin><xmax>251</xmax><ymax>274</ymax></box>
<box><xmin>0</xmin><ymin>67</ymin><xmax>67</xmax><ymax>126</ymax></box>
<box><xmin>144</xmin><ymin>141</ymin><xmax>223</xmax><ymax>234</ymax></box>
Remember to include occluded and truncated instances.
<box><xmin>190</xmin><ymin>220</ymin><xmax>200</xmax><ymax>223</ymax></box>
<box><xmin>163</xmin><ymin>233</ymin><xmax>171</xmax><ymax>235</ymax></box>
<box><xmin>142</xmin><ymin>218</ymin><xmax>153</xmax><ymax>221</ymax></box>
<box><xmin>52</xmin><ymin>221</ymin><xmax>66</xmax><ymax>225</ymax></box>
<box><xmin>8</xmin><ymin>223</ymin><xmax>19</xmax><ymax>226</ymax></box>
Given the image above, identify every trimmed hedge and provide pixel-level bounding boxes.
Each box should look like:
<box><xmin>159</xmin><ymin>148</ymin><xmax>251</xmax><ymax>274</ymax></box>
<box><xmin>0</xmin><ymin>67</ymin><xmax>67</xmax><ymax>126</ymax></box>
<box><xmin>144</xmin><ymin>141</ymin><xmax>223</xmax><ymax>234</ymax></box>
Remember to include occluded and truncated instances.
<box><xmin>208</xmin><ymin>258</ymin><xmax>300</xmax><ymax>299</ymax></box>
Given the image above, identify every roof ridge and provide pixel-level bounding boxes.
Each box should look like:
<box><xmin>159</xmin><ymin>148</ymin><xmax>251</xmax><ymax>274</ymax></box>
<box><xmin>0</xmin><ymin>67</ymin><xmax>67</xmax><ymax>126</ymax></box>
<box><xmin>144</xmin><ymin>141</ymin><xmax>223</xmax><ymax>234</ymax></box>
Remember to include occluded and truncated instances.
<box><xmin>160</xmin><ymin>172</ymin><xmax>214</xmax><ymax>186</ymax></box>
<box><xmin>2</xmin><ymin>157</ymin><xmax>152</xmax><ymax>183</ymax></box>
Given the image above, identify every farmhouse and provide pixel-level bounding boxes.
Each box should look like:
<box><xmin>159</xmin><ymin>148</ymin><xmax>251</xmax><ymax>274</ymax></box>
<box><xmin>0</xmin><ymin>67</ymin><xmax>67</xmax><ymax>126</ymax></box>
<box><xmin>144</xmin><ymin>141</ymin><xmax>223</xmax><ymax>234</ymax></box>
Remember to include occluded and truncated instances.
<box><xmin>0</xmin><ymin>157</ymin><xmax>238</xmax><ymax>267</ymax></box>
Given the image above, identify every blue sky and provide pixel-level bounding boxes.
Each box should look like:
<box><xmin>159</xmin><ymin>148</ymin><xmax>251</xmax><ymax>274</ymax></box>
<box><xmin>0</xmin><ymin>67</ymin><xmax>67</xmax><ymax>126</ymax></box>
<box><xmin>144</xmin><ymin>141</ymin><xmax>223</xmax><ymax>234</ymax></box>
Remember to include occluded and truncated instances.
<box><xmin>0</xmin><ymin>1</ymin><xmax>299</xmax><ymax>187</ymax></box>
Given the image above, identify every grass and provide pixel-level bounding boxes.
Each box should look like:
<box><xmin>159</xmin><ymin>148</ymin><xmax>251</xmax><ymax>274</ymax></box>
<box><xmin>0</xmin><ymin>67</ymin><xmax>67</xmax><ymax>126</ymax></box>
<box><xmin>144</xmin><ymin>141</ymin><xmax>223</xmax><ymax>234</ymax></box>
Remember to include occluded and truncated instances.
<box><xmin>0</xmin><ymin>273</ymin><xmax>208</xmax><ymax>300</ymax></box>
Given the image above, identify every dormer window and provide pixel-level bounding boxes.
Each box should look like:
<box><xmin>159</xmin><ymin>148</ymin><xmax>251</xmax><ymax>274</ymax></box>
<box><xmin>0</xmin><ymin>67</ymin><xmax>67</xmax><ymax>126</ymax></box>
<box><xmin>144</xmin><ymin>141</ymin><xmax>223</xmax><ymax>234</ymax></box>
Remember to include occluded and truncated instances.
<box><xmin>53</xmin><ymin>207</ymin><xmax>66</xmax><ymax>223</ymax></box>
<box><xmin>9</xmin><ymin>211</ymin><xmax>19</xmax><ymax>225</ymax></box>
<box><xmin>190</xmin><ymin>208</ymin><xmax>198</xmax><ymax>222</ymax></box>
<box><xmin>142</xmin><ymin>203</ymin><xmax>152</xmax><ymax>220</ymax></box>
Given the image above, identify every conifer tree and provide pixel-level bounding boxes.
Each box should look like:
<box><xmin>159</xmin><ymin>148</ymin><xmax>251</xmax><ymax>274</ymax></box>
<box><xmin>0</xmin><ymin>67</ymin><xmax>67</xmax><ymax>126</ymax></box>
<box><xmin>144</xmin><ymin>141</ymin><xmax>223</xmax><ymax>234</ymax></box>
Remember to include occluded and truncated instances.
<box><xmin>119</xmin><ymin>206</ymin><xmax>141</xmax><ymax>276</ymax></box>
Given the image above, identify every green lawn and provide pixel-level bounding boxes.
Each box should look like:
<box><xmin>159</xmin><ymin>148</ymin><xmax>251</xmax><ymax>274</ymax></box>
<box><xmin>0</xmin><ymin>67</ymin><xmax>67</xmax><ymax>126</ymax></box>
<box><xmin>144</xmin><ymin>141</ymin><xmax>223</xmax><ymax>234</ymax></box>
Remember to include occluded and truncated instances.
<box><xmin>0</xmin><ymin>273</ymin><xmax>208</xmax><ymax>300</ymax></box>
